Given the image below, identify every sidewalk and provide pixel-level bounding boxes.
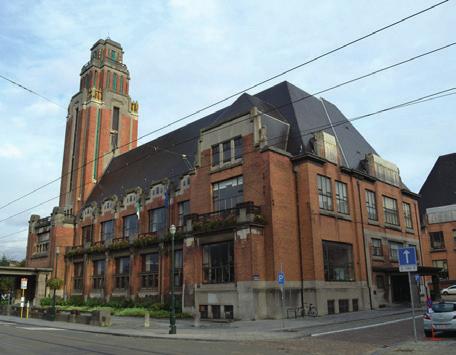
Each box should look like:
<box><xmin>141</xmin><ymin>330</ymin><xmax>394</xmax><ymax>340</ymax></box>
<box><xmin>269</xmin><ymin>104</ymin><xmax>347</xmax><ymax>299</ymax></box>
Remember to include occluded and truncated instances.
<box><xmin>0</xmin><ymin>306</ymin><xmax>419</xmax><ymax>341</ymax></box>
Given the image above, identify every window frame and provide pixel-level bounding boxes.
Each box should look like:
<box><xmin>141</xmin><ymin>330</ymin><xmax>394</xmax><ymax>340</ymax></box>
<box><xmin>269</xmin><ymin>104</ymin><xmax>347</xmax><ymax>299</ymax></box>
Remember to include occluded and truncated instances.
<box><xmin>432</xmin><ymin>259</ymin><xmax>449</xmax><ymax>280</ymax></box>
<box><xmin>388</xmin><ymin>241</ymin><xmax>403</xmax><ymax>261</ymax></box>
<box><xmin>365</xmin><ymin>190</ymin><xmax>378</xmax><ymax>221</ymax></box>
<box><xmin>212</xmin><ymin>176</ymin><xmax>243</xmax><ymax>212</ymax></box>
<box><xmin>372</xmin><ymin>238</ymin><xmax>383</xmax><ymax>257</ymax></box>
<box><xmin>101</xmin><ymin>220</ymin><xmax>114</xmax><ymax>242</ymax></box>
<box><xmin>383</xmin><ymin>196</ymin><xmax>399</xmax><ymax>226</ymax></box>
<box><xmin>202</xmin><ymin>241</ymin><xmax>234</xmax><ymax>284</ymax></box>
<box><xmin>335</xmin><ymin>181</ymin><xmax>349</xmax><ymax>214</ymax></box>
<box><xmin>122</xmin><ymin>214</ymin><xmax>138</xmax><ymax>240</ymax></box>
<box><xmin>403</xmin><ymin>202</ymin><xmax>413</xmax><ymax>229</ymax></box>
<box><xmin>322</xmin><ymin>240</ymin><xmax>355</xmax><ymax>282</ymax></box>
<box><xmin>148</xmin><ymin>207</ymin><xmax>166</xmax><ymax>234</ymax></box>
<box><xmin>317</xmin><ymin>175</ymin><xmax>333</xmax><ymax>211</ymax></box>
<box><xmin>178</xmin><ymin>200</ymin><xmax>190</xmax><ymax>227</ymax></box>
<box><xmin>430</xmin><ymin>231</ymin><xmax>445</xmax><ymax>250</ymax></box>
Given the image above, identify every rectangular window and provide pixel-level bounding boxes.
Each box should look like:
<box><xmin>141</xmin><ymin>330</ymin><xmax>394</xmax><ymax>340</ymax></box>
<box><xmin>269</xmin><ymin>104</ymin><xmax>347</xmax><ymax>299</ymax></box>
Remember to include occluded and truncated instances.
<box><xmin>203</xmin><ymin>241</ymin><xmax>234</xmax><ymax>284</ymax></box>
<box><xmin>322</xmin><ymin>241</ymin><xmax>354</xmax><ymax>281</ymax></box>
<box><xmin>178</xmin><ymin>200</ymin><xmax>190</xmax><ymax>227</ymax></box>
<box><xmin>222</xmin><ymin>141</ymin><xmax>231</xmax><ymax>163</ymax></box>
<box><xmin>383</xmin><ymin>196</ymin><xmax>399</xmax><ymax>226</ymax></box>
<box><xmin>92</xmin><ymin>259</ymin><xmax>105</xmax><ymax>290</ymax></box>
<box><xmin>115</xmin><ymin>256</ymin><xmax>130</xmax><ymax>289</ymax></box>
<box><xmin>211</xmin><ymin>144</ymin><xmax>219</xmax><ymax>167</ymax></box>
<box><xmin>36</xmin><ymin>233</ymin><xmax>50</xmax><ymax>254</ymax></box>
<box><xmin>174</xmin><ymin>250</ymin><xmax>183</xmax><ymax>288</ymax></box>
<box><xmin>453</xmin><ymin>230</ymin><xmax>456</xmax><ymax>243</ymax></box>
<box><xmin>73</xmin><ymin>262</ymin><xmax>83</xmax><ymax>291</ymax></box>
<box><xmin>123</xmin><ymin>214</ymin><xmax>138</xmax><ymax>239</ymax></box>
<box><xmin>403</xmin><ymin>202</ymin><xmax>413</xmax><ymax>229</ymax></box>
<box><xmin>327</xmin><ymin>300</ymin><xmax>335</xmax><ymax>315</ymax></box>
<box><xmin>101</xmin><ymin>220</ymin><xmax>114</xmax><ymax>242</ymax></box>
<box><xmin>317</xmin><ymin>175</ymin><xmax>333</xmax><ymax>211</ymax></box>
<box><xmin>432</xmin><ymin>259</ymin><xmax>449</xmax><ymax>280</ymax></box>
<box><xmin>376</xmin><ymin>274</ymin><xmax>385</xmax><ymax>289</ymax></box>
<box><xmin>111</xmin><ymin>107</ymin><xmax>120</xmax><ymax>150</ymax></box>
<box><xmin>112</xmin><ymin>107</ymin><xmax>120</xmax><ymax>131</ymax></box>
<box><xmin>365</xmin><ymin>190</ymin><xmax>378</xmax><ymax>221</ymax></box>
<box><xmin>339</xmin><ymin>299</ymin><xmax>349</xmax><ymax>313</ymax></box>
<box><xmin>148</xmin><ymin>208</ymin><xmax>165</xmax><ymax>234</ymax></box>
<box><xmin>82</xmin><ymin>225</ymin><xmax>93</xmax><ymax>246</ymax></box>
<box><xmin>141</xmin><ymin>253</ymin><xmax>159</xmax><ymax>289</ymax></box>
<box><xmin>352</xmin><ymin>299</ymin><xmax>359</xmax><ymax>312</ymax></box>
<box><xmin>335</xmin><ymin>181</ymin><xmax>349</xmax><ymax>214</ymax></box>
<box><xmin>389</xmin><ymin>241</ymin><xmax>402</xmax><ymax>261</ymax></box>
<box><xmin>372</xmin><ymin>238</ymin><xmax>383</xmax><ymax>257</ymax></box>
<box><xmin>212</xmin><ymin>176</ymin><xmax>243</xmax><ymax>211</ymax></box>
<box><xmin>234</xmin><ymin>136</ymin><xmax>243</xmax><ymax>160</ymax></box>
<box><xmin>430</xmin><ymin>231</ymin><xmax>445</xmax><ymax>250</ymax></box>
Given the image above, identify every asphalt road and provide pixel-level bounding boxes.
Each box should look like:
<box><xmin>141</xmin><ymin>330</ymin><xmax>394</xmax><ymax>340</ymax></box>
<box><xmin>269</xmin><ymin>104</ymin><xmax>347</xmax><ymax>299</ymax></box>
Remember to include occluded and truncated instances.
<box><xmin>0</xmin><ymin>316</ymin><xmax>455</xmax><ymax>355</ymax></box>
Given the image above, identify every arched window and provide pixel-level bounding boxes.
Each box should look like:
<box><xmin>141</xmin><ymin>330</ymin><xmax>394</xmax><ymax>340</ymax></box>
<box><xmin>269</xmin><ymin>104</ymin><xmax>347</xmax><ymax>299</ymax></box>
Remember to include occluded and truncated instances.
<box><xmin>120</xmin><ymin>76</ymin><xmax>123</xmax><ymax>94</ymax></box>
<box><xmin>113</xmin><ymin>73</ymin><xmax>117</xmax><ymax>92</ymax></box>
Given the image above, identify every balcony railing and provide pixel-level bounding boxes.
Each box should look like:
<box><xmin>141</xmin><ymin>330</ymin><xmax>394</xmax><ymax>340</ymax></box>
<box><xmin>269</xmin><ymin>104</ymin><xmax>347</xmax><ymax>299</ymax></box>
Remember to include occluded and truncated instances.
<box><xmin>203</xmin><ymin>264</ymin><xmax>234</xmax><ymax>284</ymax></box>
<box><xmin>140</xmin><ymin>272</ymin><xmax>159</xmax><ymax>289</ymax></box>
<box><xmin>36</xmin><ymin>216</ymin><xmax>51</xmax><ymax>228</ymax></box>
<box><xmin>92</xmin><ymin>276</ymin><xmax>104</xmax><ymax>290</ymax></box>
<box><xmin>184</xmin><ymin>202</ymin><xmax>264</xmax><ymax>233</ymax></box>
<box><xmin>73</xmin><ymin>277</ymin><xmax>83</xmax><ymax>291</ymax></box>
<box><xmin>114</xmin><ymin>274</ymin><xmax>129</xmax><ymax>289</ymax></box>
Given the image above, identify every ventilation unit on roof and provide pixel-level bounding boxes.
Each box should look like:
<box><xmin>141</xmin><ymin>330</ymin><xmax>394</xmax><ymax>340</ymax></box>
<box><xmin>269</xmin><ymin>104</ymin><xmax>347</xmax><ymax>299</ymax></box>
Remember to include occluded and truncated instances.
<box><xmin>313</xmin><ymin>131</ymin><xmax>338</xmax><ymax>163</ymax></box>
<box><xmin>366</xmin><ymin>153</ymin><xmax>401</xmax><ymax>187</ymax></box>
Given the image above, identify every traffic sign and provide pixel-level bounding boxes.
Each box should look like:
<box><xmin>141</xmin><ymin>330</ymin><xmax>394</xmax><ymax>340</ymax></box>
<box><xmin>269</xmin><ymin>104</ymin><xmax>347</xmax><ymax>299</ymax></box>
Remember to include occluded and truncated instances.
<box><xmin>20</xmin><ymin>278</ymin><xmax>28</xmax><ymax>290</ymax></box>
<box><xmin>398</xmin><ymin>247</ymin><xmax>417</xmax><ymax>272</ymax></box>
<box><xmin>277</xmin><ymin>271</ymin><xmax>285</xmax><ymax>286</ymax></box>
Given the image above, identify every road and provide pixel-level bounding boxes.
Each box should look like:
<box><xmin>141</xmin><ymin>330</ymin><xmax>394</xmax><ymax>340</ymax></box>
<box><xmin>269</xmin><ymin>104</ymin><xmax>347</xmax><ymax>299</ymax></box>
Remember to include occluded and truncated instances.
<box><xmin>0</xmin><ymin>316</ymin><xmax>454</xmax><ymax>354</ymax></box>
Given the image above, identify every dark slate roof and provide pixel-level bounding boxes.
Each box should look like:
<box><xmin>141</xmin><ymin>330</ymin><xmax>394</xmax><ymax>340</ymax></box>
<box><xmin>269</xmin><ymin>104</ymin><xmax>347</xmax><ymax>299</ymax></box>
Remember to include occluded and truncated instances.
<box><xmin>86</xmin><ymin>81</ymin><xmax>378</xmax><ymax>205</ymax></box>
<box><xmin>204</xmin><ymin>93</ymin><xmax>287</xmax><ymax>131</ymax></box>
<box><xmin>419</xmin><ymin>153</ymin><xmax>456</xmax><ymax>214</ymax></box>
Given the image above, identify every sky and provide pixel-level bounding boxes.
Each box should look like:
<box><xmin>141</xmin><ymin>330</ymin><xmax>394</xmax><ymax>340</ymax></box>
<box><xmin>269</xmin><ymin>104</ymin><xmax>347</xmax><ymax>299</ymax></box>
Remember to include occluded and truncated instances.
<box><xmin>0</xmin><ymin>0</ymin><xmax>455</xmax><ymax>260</ymax></box>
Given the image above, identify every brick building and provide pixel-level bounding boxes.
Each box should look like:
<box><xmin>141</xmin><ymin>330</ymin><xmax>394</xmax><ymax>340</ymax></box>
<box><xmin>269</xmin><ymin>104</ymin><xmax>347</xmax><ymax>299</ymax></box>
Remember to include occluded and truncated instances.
<box><xmin>27</xmin><ymin>39</ymin><xmax>426</xmax><ymax>318</ymax></box>
<box><xmin>419</xmin><ymin>153</ymin><xmax>456</xmax><ymax>286</ymax></box>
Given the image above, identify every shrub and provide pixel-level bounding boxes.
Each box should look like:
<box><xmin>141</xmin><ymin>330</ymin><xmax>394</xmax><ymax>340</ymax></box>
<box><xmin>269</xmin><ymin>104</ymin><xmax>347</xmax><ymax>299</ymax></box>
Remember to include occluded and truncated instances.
<box><xmin>67</xmin><ymin>295</ymin><xmax>85</xmax><ymax>306</ymax></box>
<box><xmin>46</xmin><ymin>278</ymin><xmax>64</xmax><ymax>290</ymax></box>
<box><xmin>85</xmin><ymin>298</ymin><xmax>105</xmax><ymax>307</ymax></box>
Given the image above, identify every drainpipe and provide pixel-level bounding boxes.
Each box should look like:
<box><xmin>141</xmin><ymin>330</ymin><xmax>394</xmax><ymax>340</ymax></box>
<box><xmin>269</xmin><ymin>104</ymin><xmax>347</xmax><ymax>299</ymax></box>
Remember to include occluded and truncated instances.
<box><xmin>414</xmin><ymin>203</ymin><xmax>428</xmax><ymax>298</ymax></box>
<box><xmin>293</xmin><ymin>166</ymin><xmax>305</xmax><ymax>309</ymax></box>
<box><xmin>356</xmin><ymin>180</ymin><xmax>373</xmax><ymax>310</ymax></box>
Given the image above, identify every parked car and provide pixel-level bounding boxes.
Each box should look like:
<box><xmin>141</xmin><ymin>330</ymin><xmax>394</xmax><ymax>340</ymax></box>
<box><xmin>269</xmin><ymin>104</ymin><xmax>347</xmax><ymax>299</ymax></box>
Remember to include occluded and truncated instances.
<box><xmin>423</xmin><ymin>302</ymin><xmax>456</xmax><ymax>337</ymax></box>
<box><xmin>441</xmin><ymin>285</ymin><xmax>456</xmax><ymax>296</ymax></box>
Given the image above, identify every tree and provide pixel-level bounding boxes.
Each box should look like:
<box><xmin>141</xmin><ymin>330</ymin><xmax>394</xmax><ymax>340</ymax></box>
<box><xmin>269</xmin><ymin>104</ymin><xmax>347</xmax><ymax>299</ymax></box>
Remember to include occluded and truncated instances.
<box><xmin>0</xmin><ymin>255</ymin><xmax>9</xmax><ymax>266</ymax></box>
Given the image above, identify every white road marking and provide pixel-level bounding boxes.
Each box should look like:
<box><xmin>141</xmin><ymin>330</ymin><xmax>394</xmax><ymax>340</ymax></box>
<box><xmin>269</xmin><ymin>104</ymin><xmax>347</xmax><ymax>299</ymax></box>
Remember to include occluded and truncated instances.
<box><xmin>311</xmin><ymin>316</ymin><xmax>421</xmax><ymax>337</ymax></box>
<box><xmin>17</xmin><ymin>327</ymin><xmax>65</xmax><ymax>331</ymax></box>
<box><xmin>0</xmin><ymin>321</ymin><xmax>15</xmax><ymax>326</ymax></box>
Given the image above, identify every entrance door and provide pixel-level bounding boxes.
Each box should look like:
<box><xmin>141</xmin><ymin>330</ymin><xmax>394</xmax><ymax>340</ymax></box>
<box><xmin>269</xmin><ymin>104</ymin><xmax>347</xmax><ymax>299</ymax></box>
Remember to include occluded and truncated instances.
<box><xmin>391</xmin><ymin>274</ymin><xmax>410</xmax><ymax>303</ymax></box>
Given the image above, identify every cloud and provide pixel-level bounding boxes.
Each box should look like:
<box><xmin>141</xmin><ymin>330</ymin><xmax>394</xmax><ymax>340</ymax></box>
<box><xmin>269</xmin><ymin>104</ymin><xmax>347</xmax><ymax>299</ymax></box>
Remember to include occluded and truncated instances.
<box><xmin>0</xmin><ymin>143</ymin><xmax>23</xmax><ymax>159</ymax></box>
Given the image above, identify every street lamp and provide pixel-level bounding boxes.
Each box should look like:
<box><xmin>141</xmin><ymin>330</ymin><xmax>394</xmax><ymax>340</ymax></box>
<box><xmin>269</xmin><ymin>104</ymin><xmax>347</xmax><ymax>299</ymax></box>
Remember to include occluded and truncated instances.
<box><xmin>169</xmin><ymin>224</ymin><xmax>177</xmax><ymax>334</ymax></box>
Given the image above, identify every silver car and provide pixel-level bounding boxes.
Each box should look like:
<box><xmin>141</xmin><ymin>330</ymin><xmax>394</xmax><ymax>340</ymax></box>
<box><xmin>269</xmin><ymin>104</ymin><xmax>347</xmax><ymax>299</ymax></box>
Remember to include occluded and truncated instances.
<box><xmin>423</xmin><ymin>302</ymin><xmax>456</xmax><ymax>337</ymax></box>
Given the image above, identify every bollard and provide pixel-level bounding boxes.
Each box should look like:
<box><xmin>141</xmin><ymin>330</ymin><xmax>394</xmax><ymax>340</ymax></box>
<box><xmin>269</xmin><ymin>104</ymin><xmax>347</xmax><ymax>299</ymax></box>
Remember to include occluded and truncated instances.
<box><xmin>26</xmin><ymin>301</ymin><xmax>30</xmax><ymax>319</ymax></box>
<box><xmin>144</xmin><ymin>311</ymin><xmax>150</xmax><ymax>328</ymax></box>
<box><xmin>193</xmin><ymin>308</ymin><xmax>200</xmax><ymax>328</ymax></box>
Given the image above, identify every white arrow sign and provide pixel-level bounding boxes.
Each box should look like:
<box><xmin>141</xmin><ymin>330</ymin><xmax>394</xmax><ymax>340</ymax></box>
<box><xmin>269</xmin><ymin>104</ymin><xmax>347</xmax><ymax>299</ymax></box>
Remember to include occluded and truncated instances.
<box><xmin>403</xmin><ymin>250</ymin><xmax>410</xmax><ymax>264</ymax></box>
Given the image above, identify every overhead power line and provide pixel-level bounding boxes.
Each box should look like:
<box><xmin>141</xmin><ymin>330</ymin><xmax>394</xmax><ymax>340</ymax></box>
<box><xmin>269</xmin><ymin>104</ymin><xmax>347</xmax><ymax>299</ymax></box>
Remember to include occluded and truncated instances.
<box><xmin>0</xmin><ymin>12</ymin><xmax>453</xmax><ymax>213</ymax></box>
<box><xmin>0</xmin><ymin>74</ymin><xmax>66</xmax><ymax>110</ymax></box>
<box><xmin>0</xmin><ymin>85</ymin><xmax>454</xmax><ymax>232</ymax></box>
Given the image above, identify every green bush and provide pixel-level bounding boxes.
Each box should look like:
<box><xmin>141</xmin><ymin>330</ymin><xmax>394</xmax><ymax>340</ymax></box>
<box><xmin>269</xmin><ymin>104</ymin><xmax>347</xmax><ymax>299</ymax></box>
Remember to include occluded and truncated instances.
<box><xmin>85</xmin><ymin>298</ymin><xmax>105</xmax><ymax>307</ymax></box>
<box><xmin>67</xmin><ymin>295</ymin><xmax>85</xmax><ymax>306</ymax></box>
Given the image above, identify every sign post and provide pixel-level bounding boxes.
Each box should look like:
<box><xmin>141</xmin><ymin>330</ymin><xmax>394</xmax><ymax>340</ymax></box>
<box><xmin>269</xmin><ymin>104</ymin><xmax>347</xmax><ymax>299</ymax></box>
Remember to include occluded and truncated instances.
<box><xmin>20</xmin><ymin>278</ymin><xmax>27</xmax><ymax>319</ymax></box>
<box><xmin>398</xmin><ymin>247</ymin><xmax>418</xmax><ymax>342</ymax></box>
<box><xmin>278</xmin><ymin>268</ymin><xmax>285</xmax><ymax>328</ymax></box>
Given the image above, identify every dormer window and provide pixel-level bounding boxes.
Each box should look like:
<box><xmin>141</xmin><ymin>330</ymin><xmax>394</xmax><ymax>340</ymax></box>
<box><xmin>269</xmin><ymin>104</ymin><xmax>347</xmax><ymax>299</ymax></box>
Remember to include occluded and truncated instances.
<box><xmin>211</xmin><ymin>136</ymin><xmax>243</xmax><ymax>168</ymax></box>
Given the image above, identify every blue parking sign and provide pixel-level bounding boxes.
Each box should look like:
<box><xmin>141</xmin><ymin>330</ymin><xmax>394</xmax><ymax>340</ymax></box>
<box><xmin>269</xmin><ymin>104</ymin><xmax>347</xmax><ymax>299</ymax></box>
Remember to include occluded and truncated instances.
<box><xmin>398</xmin><ymin>247</ymin><xmax>417</xmax><ymax>272</ymax></box>
<box><xmin>278</xmin><ymin>271</ymin><xmax>285</xmax><ymax>286</ymax></box>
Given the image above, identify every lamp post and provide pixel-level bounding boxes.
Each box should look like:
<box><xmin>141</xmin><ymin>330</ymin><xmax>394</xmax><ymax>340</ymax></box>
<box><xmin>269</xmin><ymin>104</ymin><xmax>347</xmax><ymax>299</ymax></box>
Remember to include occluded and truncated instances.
<box><xmin>51</xmin><ymin>247</ymin><xmax>60</xmax><ymax>321</ymax></box>
<box><xmin>169</xmin><ymin>224</ymin><xmax>177</xmax><ymax>334</ymax></box>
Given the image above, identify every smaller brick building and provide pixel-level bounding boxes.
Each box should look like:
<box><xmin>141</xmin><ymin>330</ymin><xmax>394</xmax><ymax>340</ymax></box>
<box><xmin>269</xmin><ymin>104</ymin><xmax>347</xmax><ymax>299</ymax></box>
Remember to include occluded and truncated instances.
<box><xmin>420</xmin><ymin>153</ymin><xmax>456</xmax><ymax>287</ymax></box>
<box><xmin>26</xmin><ymin>39</ymin><xmax>429</xmax><ymax>318</ymax></box>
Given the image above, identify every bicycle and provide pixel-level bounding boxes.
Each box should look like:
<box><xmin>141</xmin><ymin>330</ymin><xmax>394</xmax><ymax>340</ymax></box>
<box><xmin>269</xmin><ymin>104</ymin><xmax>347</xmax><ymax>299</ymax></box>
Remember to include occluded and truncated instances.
<box><xmin>302</xmin><ymin>303</ymin><xmax>318</xmax><ymax>317</ymax></box>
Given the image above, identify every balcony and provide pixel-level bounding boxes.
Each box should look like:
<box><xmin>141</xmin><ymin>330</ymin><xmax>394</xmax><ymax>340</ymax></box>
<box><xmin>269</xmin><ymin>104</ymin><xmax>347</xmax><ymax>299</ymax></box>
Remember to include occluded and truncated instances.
<box><xmin>36</xmin><ymin>216</ymin><xmax>51</xmax><ymax>228</ymax></box>
<box><xmin>184</xmin><ymin>202</ymin><xmax>265</xmax><ymax>234</ymax></box>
